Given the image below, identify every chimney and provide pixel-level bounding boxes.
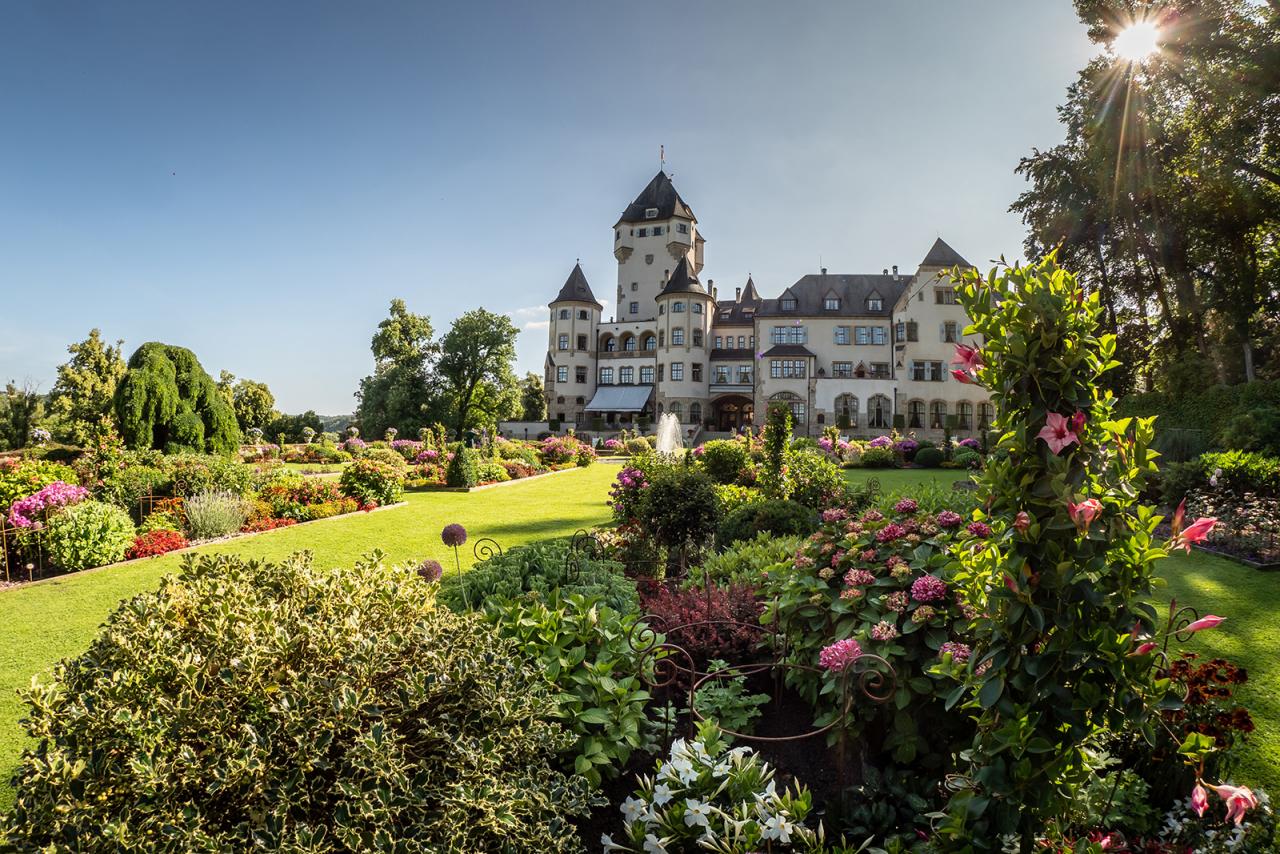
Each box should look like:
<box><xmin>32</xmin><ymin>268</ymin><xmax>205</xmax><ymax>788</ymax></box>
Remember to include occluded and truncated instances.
<box><xmin>892</xmin><ymin>264</ymin><xmax>899</xmax><ymax>279</ymax></box>
<box><xmin>735</xmin><ymin>286</ymin><xmax>742</xmax><ymax>301</ymax></box>
<box><xmin>820</xmin><ymin>267</ymin><xmax>827</xmax><ymax>276</ymax></box>
<box><xmin>883</xmin><ymin>268</ymin><xmax>889</xmax><ymax>275</ymax></box>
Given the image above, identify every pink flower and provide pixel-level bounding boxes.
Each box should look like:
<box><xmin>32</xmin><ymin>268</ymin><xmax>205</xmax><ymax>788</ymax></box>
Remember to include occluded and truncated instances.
<box><xmin>1211</xmin><ymin>783</ymin><xmax>1259</xmax><ymax>826</ymax></box>
<box><xmin>1013</xmin><ymin>511</ymin><xmax>1031</xmax><ymax>533</ymax></box>
<box><xmin>1185</xmin><ymin>614</ymin><xmax>1224</xmax><ymax>634</ymax></box>
<box><xmin>1069</xmin><ymin>411</ymin><xmax>1087</xmax><ymax>434</ymax></box>
<box><xmin>953</xmin><ymin>343</ymin><xmax>983</xmax><ymax>372</ymax></box>
<box><xmin>870</xmin><ymin>620</ymin><xmax>899</xmax><ymax>641</ymax></box>
<box><xmin>876</xmin><ymin>523</ymin><xmax>906</xmax><ymax>543</ymax></box>
<box><xmin>1067</xmin><ymin>498</ymin><xmax>1102</xmax><ymax>532</ymax></box>
<box><xmin>966</xmin><ymin>521</ymin><xmax>991</xmax><ymax>539</ymax></box>
<box><xmin>935</xmin><ymin>510</ymin><xmax>963</xmax><ymax>529</ymax></box>
<box><xmin>1037</xmin><ymin>411</ymin><xmax>1083</xmax><ymax>455</ymax></box>
<box><xmin>844</xmin><ymin>568</ymin><xmax>876</xmax><ymax>586</ymax></box>
<box><xmin>938</xmin><ymin>641</ymin><xmax>971</xmax><ymax>663</ymax></box>
<box><xmin>1169</xmin><ymin>500</ymin><xmax>1217</xmax><ymax>553</ymax></box>
<box><xmin>951</xmin><ymin>369</ymin><xmax>975</xmax><ymax>384</ymax></box>
<box><xmin>1191</xmin><ymin>783</ymin><xmax>1209</xmax><ymax>818</ymax></box>
<box><xmin>818</xmin><ymin>638</ymin><xmax>863</xmax><ymax>672</ymax></box>
<box><xmin>910</xmin><ymin>574</ymin><xmax>948</xmax><ymax>603</ymax></box>
<box><xmin>893</xmin><ymin>498</ymin><xmax>918</xmax><ymax>514</ymax></box>
<box><xmin>1128</xmin><ymin>642</ymin><xmax>1157</xmax><ymax>657</ymax></box>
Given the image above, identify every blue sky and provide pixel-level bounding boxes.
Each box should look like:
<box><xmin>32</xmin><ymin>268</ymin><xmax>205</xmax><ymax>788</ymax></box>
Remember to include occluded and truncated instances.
<box><xmin>0</xmin><ymin>2</ymin><xmax>1097</xmax><ymax>414</ymax></box>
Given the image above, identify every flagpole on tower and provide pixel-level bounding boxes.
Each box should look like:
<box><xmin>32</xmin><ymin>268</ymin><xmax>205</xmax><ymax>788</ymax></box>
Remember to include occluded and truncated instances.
<box><xmin>660</xmin><ymin>144</ymin><xmax>665</xmax><ymax>173</ymax></box>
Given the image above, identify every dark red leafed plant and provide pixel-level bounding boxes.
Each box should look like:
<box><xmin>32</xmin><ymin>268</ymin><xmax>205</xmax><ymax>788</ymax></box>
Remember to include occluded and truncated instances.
<box><xmin>1162</xmin><ymin>653</ymin><xmax>1254</xmax><ymax>750</ymax></box>
<box><xmin>126</xmin><ymin>529</ymin><xmax>189</xmax><ymax>559</ymax></box>
<box><xmin>639</xmin><ymin>583</ymin><xmax>764</xmax><ymax>669</ymax></box>
<box><xmin>241</xmin><ymin>517</ymin><xmax>297</xmax><ymax>533</ymax></box>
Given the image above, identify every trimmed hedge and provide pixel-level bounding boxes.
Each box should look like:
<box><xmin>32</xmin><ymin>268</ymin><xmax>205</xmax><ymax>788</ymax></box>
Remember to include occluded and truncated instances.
<box><xmin>1116</xmin><ymin>379</ymin><xmax>1280</xmax><ymax>457</ymax></box>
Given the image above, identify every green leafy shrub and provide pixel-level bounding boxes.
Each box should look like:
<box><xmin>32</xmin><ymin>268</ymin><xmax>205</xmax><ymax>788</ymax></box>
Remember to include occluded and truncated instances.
<box><xmin>99</xmin><ymin>460</ymin><xmax>170</xmax><ymax>513</ymax></box>
<box><xmin>1217</xmin><ymin>406</ymin><xmax>1280</xmax><ymax>457</ymax></box>
<box><xmin>698</xmin><ymin>532</ymin><xmax>802</xmax><ymax>588</ymax></box>
<box><xmin>784</xmin><ymin>449</ymin><xmax>845</xmax><ymax>509</ymax></box>
<box><xmin>624</xmin><ymin>437</ymin><xmax>651</xmax><ymax>456</ymax></box>
<box><xmin>1155</xmin><ymin>460</ymin><xmax>1206</xmax><ymax>505</ymax></box>
<box><xmin>340</xmin><ymin>455</ymin><xmax>406</xmax><ymax>504</ymax></box>
<box><xmin>636</xmin><ymin>465</ymin><xmax>722</xmax><ymax>555</ymax></box>
<box><xmin>113</xmin><ymin>341</ymin><xmax>241</xmax><ymax>455</ymax></box>
<box><xmin>445</xmin><ymin>445</ymin><xmax>478</xmax><ymax>488</ymax></box>
<box><xmin>43</xmin><ymin>500</ymin><xmax>135</xmax><ymax>571</ymax></box>
<box><xmin>860</xmin><ymin>446</ymin><xmax>897</xmax><ymax>468</ymax></box>
<box><xmin>0</xmin><ymin>459</ymin><xmax>78</xmax><ymax>512</ymax></box>
<box><xmin>1117</xmin><ymin>378</ymin><xmax>1280</xmax><ymax>454</ymax></box>
<box><xmin>474</xmin><ymin>460</ymin><xmax>509</xmax><ymax>483</ymax></box>
<box><xmin>759</xmin><ymin>404</ymin><xmax>792</xmax><ymax>498</ymax></box>
<box><xmin>692</xmin><ymin>661</ymin><xmax>771</xmax><ymax>737</ymax></box>
<box><xmin>1200</xmin><ymin>449</ymin><xmax>1280</xmax><ymax>497</ymax></box>
<box><xmin>953</xmin><ymin>448</ymin><xmax>982</xmax><ymax>470</ymax></box>
<box><xmin>699</xmin><ymin>439</ymin><xmax>751</xmax><ymax>484</ymax></box>
<box><xmin>715</xmin><ymin>499</ymin><xmax>818</xmax><ymax>549</ymax></box>
<box><xmin>163</xmin><ymin>453</ymin><xmax>254</xmax><ymax>497</ymax></box>
<box><xmin>439</xmin><ymin>540</ymin><xmax>638</xmax><ymax>615</ymax></box>
<box><xmin>183</xmin><ymin>490</ymin><xmax>251</xmax><ymax>539</ymax></box>
<box><xmin>913</xmin><ymin>446</ymin><xmax>944</xmax><ymax>468</ymax></box>
<box><xmin>486</xmin><ymin>593</ymin><xmax>651</xmax><ymax>787</ymax></box>
<box><xmin>711</xmin><ymin>483</ymin><xmax>763</xmax><ymax>516</ymax></box>
<box><xmin>3</xmin><ymin>551</ymin><xmax>590</xmax><ymax>852</ymax></box>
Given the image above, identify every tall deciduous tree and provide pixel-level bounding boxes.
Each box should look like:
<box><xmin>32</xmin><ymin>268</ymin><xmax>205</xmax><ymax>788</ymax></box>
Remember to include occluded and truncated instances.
<box><xmin>230</xmin><ymin>379</ymin><xmax>276</xmax><ymax>432</ymax></box>
<box><xmin>114</xmin><ymin>343</ymin><xmax>241</xmax><ymax>455</ymax></box>
<box><xmin>49</xmin><ymin>329</ymin><xmax>127</xmax><ymax>445</ymax></box>
<box><xmin>355</xmin><ymin>299</ymin><xmax>441</xmax><ymax>438</ymax></box>
<box><xmin>519</xmin><ymin>372</ymin><xmax>546</xmax><ymax>421</ymax></box>
<box><xmin>0</xmin><ymin>381</ymin><xmax>45</xmax><ymax>451</ymax></box>
<box><xmin>437</xmin><ymin>309</ymin><xmax>520</xmax><ymax>437</ymax></box>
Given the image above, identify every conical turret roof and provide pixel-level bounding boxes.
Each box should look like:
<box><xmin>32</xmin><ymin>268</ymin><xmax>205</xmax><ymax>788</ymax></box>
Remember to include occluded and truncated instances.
<box><xmin>551</xmin><ymin>263</ymin><xmax>601</xmax><ymax>307</ymax></box>
<box><xmin>920</xmin><ymin>237</ymin><xmax>971</xmax><ymax>269</ymax></box>
<box><xmin>617</xmin><ymin>170</ymin><xmax>695</xmax><ymax>225</ymax></box>
<box><xmin>659</xmin><ymin>256</ymin><xmax>706</xmax><ymax>297</ymax></box>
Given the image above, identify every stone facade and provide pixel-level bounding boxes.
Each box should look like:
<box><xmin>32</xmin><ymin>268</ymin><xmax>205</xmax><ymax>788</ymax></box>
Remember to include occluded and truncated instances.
<box><xmin>544</xmin><ymin>171</ymin><xmax>993</xmax><ymax>440</ymax></box>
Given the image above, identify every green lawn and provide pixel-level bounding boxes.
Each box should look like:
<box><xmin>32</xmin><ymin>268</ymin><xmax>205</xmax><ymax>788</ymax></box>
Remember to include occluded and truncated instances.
<box><xmin>0</xmin><ymin>464</ymin><xmax>619</xmax><ymax>811</ymax></box>
<box><xmin>843</xmin><ymin>466</ymin><xmax>971</xmax><ymax>492</ymax></box>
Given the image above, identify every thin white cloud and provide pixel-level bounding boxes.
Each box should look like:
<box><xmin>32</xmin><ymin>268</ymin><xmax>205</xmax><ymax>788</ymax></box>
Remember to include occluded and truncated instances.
<box><xmin>523</xmin><ymin>319</ymin><xmax>550</xmax><ymax>331</ymax></box>
<box><xmin>507</xmin><ymin>304</ymin><xmax>548</xmax><ymax>321</ymax></box>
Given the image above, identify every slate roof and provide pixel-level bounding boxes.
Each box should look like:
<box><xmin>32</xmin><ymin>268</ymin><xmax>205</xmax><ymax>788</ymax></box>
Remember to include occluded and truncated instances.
<box><xmin>617</xmin><ymin>171</ymin><xmax>696</xmax><ymax>225</ymax></box>
<box><xmin>762</xmin><ymin>344</ymin><xmax>816</xmax><ymax>358</ymax></box>
<box><xmin>551</xmin><ymin>262</ymin><xmax>602</xmax><ymax>307</ymax></box>
<box><xmin>920</xmin><ymin>237</ymin><xmax>972</xmax><ymax>269</ymax></box>
<box><xmin>713</xmin><ymin>276</ymin><xmax>763</xmax><ymax>326</ymax></box>
<box><xmin>659</xmin><ymin>256</ymin><xmax>707</xmax><ymax>296</ymax></box>
<box><xmin>709</xmin><ymin>348</ymin><xmax>756</xmax><ymax>361</ymax></box>
<box><xmin>757</xmin><ymin>273</ymin><xmax>912</xmax><ymax>318</ymax></box>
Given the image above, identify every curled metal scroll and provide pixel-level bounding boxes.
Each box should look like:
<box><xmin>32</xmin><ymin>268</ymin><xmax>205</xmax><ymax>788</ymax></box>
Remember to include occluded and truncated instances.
<box><xmin>565</xmin><ymin>529</ymin><xmax>603</xmax><ymax>585</ymax></box>
<box><xmin>471</xmin><ymin>537</ymin><xmax>503</xmax><ymax>563</ymax></box>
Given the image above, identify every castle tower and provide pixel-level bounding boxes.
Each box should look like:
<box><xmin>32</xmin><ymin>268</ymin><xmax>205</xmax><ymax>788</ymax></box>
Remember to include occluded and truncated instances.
<box><xmin>545</xmin><ymin>263</ymin><xmax>602</xmax><ymax>425</ymax></box>
<box><xmin>612</xmin><ymin>171</ymin><xmax>703</xmax><ymax>323</ymax></box>
<box><xmin>653</xmin><ymin>257</ymin><xmax>714</xmax><ymax>430</ymax></box>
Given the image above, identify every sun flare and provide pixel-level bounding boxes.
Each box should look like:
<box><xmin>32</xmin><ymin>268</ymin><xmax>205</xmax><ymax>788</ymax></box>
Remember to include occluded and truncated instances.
<box><xmin>1113</xmin><ymin>20</ymin><xmax>1161</xmax><ymax>62</ymax></box>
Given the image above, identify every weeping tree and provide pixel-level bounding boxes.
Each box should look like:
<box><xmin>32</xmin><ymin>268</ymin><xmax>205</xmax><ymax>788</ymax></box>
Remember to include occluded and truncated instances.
<box><xmin>114</xmin><ymin>343</ymin><xmax>241</xmax><ymax>455</ymax></box>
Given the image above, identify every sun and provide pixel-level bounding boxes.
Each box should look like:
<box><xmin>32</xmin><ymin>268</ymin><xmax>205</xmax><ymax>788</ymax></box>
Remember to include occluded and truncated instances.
<box><xmin>1112</xmin><ymin>20</ymin><xmax>1161</xmax><ymax>62</ymax></box>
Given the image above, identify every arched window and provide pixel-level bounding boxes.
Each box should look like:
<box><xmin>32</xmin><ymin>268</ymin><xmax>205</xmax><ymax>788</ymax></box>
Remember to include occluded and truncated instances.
<box><xmin>908</xmin><ymin>400</ymin><xmax>925</xmax><ymax>429</ymax></box>
<box><xmin>673</xmin><ymin>301</ymin><xmax>686</xmax><ymax>313</ymax></box>
<box><xmin>770</xmin><ymin>392</ymin><xmax>805</xmax><ymax>425</ymax></box>
<box><xmin>642</xmin><ymin>334</ymin><xmax>657</xmax><ymax>351</ymax></box>
<box><xmin>689</xmin><ymin>402</ymin><xmax>702</xmax><ymax>424</ymax></box>
<box><xmin>978</xmin><ymin>402</ymin><xmax>994</xmax><ymax>430</ymax></box>
<box><xmin>956</xmin><ymin>402</ymin><xmax>973</xmax><ymax>431</ymax></box>
<box><xmin>692</xmin><ymin>302</ymin><xmax>702</xmax><ymax>314</ymax></box>
<box><xmin>692</xmin><ymin>329</ymin><xmax>703</xmax><ymax>347</ymax></box>
<box><xmin>669</xmin><ymin>402</ymin><xmax>683</xmax><ymax>420</ymax></box>
<box><xmin>835</xmin><ymin>394</ymin><xmax>858</xmax><ymax>427</ymax></box>
<box><xmin>622</xmin><ymin>334</ymin><xmax>637</xmax><ymax>352</ymax></box>
<box><xmin>601</xmin><ymin>334</ymin><xmax>616</xmax><ymax>352</ymax></box>
<box><xmin>929</xmin><ymin>400</ymin><xmax>947</xmax><ymax>429</ymax></box>
<box><xmin>868</xmin><ymin>395</ymin><xmax>890</xmax><ymax>429</ymax></box>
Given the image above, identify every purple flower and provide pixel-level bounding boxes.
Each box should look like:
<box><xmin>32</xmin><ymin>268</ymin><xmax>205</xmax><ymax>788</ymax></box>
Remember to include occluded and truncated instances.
<box><xmin>910</xmin><ymin>574</ymin><xmax>948</xmax><ymax>603</ymax></box>
<box><xmin>894</xmin><ymin>439</ymin><xmax>919</xmax><ymax>454</ymax></box>
<box><xmin>959</xmin><ymin>438</ymin><xmax>980</xmax><ymax>450</ymax></box>
<box><xmin>939</xmin><ymin>641</ymin><xmax>972</xmax><ymax>663</ymax></box>
<box><xmin>875</xmin><ymin>523</ymin><xmax>906</xmax><ymax>543</ymax></box>
<box><xmin>893</xmin><ymin>498</ymin><xmax>918</xmax><ymax>515</ymax></box>
<box><xmin>7</xmin><ymin>481</ymin><xmax>89</xmax><ymax>529</ymax></box>
<box><xmin>868</xmin><ymin>436</ymin><xmax>893</xmax><ymax>449</ymax></box>
<box><xmin>441</xmin><ymin>523</ymin><xmax>468</xmax><ymax>547</ymax></box>
<box><xmin>966</xmin><ymin>521</ymin><xmax>992</xmax><ymax>538</ymax></box>
<box><xmin>821</xmin><ymin>507</ymin><xmax>847</xmax><ymax>523</ymax></box>
<box><xmin>818</xmin><ymin>437</ymin><xmax>833</xmax><ymax>452</ymax></box>
<box><xmin>417</xmin><ymin>559</ymin><xmax>443</xmax><ymax>582</ymax></box>
<box><xmin>935</xmin><ymin>510</ymin><xmax>963</xmax><ymax>529</ymax></box>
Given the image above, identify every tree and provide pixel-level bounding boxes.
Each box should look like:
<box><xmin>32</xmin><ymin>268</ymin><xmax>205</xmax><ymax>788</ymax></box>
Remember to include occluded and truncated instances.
<box><xmin>48</xmin><ymin>330</ymin><xmax>126</xmax><ymax>445</ymax></box>
<box><xmin>114</xmin><ymin>343</ymin><xmax>241</xmax><ymax>455</ymax></box>
<box><xmin>519</xmin><ymin>372</ymin><xmax>546</xmax><ymax>421</ymax></box>
<box><xmin>230</xmin><ymin>379</ymin><xmax>275</xmax><ymax>432</ymax></box>
<box><xmin>265</xmin><ymin>410</ymin><xmax>324</xmax><ymax>444</ymax></box>
<box><xmin>0</xmin><ymin>381</ymin><xmax>45</xmax><ymax>451</ymax></box>
<box><xmin>355</xmin><ymin>300</ymin><xmax>442</xmax><ymax>438</ymax></box>
<box><xmin>437</xmin><ymin>309</ymin><xmax>519</xmax><ymax>438</ymax></box>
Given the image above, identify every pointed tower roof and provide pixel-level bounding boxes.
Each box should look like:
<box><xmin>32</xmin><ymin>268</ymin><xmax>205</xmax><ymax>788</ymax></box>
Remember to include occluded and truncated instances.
<box><xmin>741</xmin><ymin>276</ymin><xmax>761</xmax><ymax>303</ymax></box>
<box><xmin>920</xmin><ymin>237</ymin><xmax>972</xmax><ymax>269</ymax></box>
<box><xmin>551</xmin><ymin>263</ymin><xmax>601</xmax><ymax>307</ymax></box>
<box><xmin>659</xmin><ymin>256</ymin><xmax>706</xmax><ymax>296</ymax></box>
<box><xmin>617</xmin><ymin>171</ymin><xmax>696</xmax><ymax>225</ymax></box>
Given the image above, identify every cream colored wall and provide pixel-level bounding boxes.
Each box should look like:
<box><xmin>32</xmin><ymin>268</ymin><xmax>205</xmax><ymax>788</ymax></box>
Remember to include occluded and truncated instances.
<box><xmin>614</xmin><ymin>215</ymin><xmax>698</xmax><ymax>316</ymax></box>
<box><xmin>653</xmin><ymin>291</ymin><xmax>713</xmax><ymax>413</ymax></box>
<box><xmin>545</xmin><ymin>300</ymin><xmax>600</xmax><ymax>422</ymax></box>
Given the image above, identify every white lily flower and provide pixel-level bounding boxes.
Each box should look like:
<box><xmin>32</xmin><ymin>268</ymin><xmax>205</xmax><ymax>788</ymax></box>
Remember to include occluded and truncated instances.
<box><xmin>683</xmin><ymin>798</ymin><xmax>712</xmax><ymax>828</ymax></box>
<box><xmin>642</xmin><ymin>832</ymin><xmax>668</xmax><ymax>854</ymax></box>
<box><xmin>652</xmin><ymin>782</ymin><xmax>675</xmax><ymax>806</ymax></box>
<box><xmin>762</xmin><ymin>814</ymin><xmax>795</xmax><ymax>843</ymax></box>
<box><xmin>620</xmin><ymin>796</ymin><xmax>647</xmax><ymax>824</ymax></box>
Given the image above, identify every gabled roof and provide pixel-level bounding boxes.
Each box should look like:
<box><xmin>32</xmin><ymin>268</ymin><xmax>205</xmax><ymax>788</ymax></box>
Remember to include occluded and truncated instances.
<box><xmin>741</xmin><ymin>276</ymin><xmax>760</xmax><ymax>302</ymax></box>
<box><xmin>659</xmin><ymin>256</ymin><xmax>707</xmax><ymax>297</ymax></box>
<box><xmin>757</xmin><ymin>273</ymin><xmax>912</xmax><ymax>318</ymax></box>
<box><xmin>713</xmin><ymin>275</ymin><xmax>763</xmax><ymax>326</ymax></box>
<box><xmin>617</xmin><ymin>171</ymin><xmax>696</xmax><ymax>225</ymax></box>
<box><xmin>920</xmin><ymin>237</ymin><xmax>972</xmax><ymax>269</ymax></box>
<box><xmin>551</xmin><ymin>262</ymin><xmax>602</xmax><ymax>307</ymax></box>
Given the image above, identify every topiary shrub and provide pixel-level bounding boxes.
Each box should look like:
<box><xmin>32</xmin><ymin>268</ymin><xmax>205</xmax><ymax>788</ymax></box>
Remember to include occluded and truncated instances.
<box><xmin>113</xmin><ymin>342</ymin><xmax>241</xmax><ymax>455</ymax></box>
<box><xmin>783</xmin><ymin>449</ymin><xmax>845</xmax><ymax>509</ymax></box>
<box><xmin>860</xmin><ymin>446</ymin><xmax>897</xmax><ymax>468</ymax></box>
<box><xmin>699</xmin><ymin>439</ymin><xmax>751</xmax><ymax>484</ymax></box>
<box><xmin>340</xmin><ymin>455</ymin><xmax>406</xmax><ymax>505</ymax></box>
<box><xmin>3</xmin><ymin>551</ymin><xmax>591</xmax><ymax>852</ymax></box>
<box><xmin>715</xmin><ymin>499</ymin><xmax>818</xmax><ymax>549</ymax></box>
<box><xmin>445</xmin><ymin>444</ymin><xmax>479</xmax><ymax>488</ymax></box>
<box><xmin>953</xmin><ymin>448</ymin><xmax>982</xmax><ymax>470</ymax></box>
<box><xmin>636</xmin><ymin>465</ymin><xmax>722</xmax><ymax>556</ymax></box>
<box><xmin>913</xmin><ymin>446</ymin><xmax>944</xmax><ymax>468</ymax></box>
<box><xmin>43</xmin><ymin>500</ymin><xmax>135</xmax><ymax>571</ymax></box>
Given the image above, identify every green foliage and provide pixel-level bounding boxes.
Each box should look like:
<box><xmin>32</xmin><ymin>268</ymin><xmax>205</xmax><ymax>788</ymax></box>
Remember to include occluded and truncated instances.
<box><xmin>784</xmin><ymin>448</ymin><xmax>845</xmax><ymax>508</ymax></box>
<box><xmin>1118</xmin><ymin>381</ymin><xmax>1280</xmax><ymax>452</ymax></box>
<box><xmin>474</xmin><ymin>460</ymin><xmax>509</xmax><ymax>482</ymax></box>
<box><xmin>183</xmin><ymin>491</ymin><xmax>251</xmax><ymax>539</ymax></box>
<box><xmin>860</xmin><ymin>446</ymin><xmax>897</xmax><ymax>468</ymax></box>
<box><xmin>163</xmin><ymin>453</ymin><xmax>254</xmax><ymax>497</ymax></box>
<box><xmin>759</xmin><ymin>404</ymin><xmax>792</xmax><ymax>498</ymax></box>
<box><xmin>0</xmin><ymin>459</ymin><xmax>78</xmax><ymax>513</ymax></box>
<box><xmin>227</xmin><ymin>377</ymin><xmax>275</xmax><ymax>432</ymax></box>
<box><xmin>438</xmin><ymin>308</ymin><xmax>521</xmax><ymax>438</ymax></box>
<box><xmin>1155</xmin><ymin>460</ymin><xmax>1206</xmax><ymax>505</ymax></box>
<box><xmin>519</xmin><ymin>371</ymin><xmax>546</xmax><ymax>421</ymax></box>
<box><xmin>692</xmin><ymin>661</ymin><xmax>770</xmax><ymax>737</ymax></box>
<box><xmin>636</xmin><ymin>465</ymin><xmax>722</xmax><ymax>554</ymax></box>
<box><xmin>1217</xmin><ymin>405</ymin><xmax>1280</xmax><ymax>457</ymax></box>
<box><xmin>0</xmin><ymin>381</ymin><xmax>45</xmax><ymax>452</ymax></box>
<box><xmin>340</xmin><ymin>455</ymin><xmax>406</xmax><ymax>505</ymax></box>
<box><xmin>114</xmin><ymin>342</ymin><xmax>241</xmax><ymax>455</ymax></box>
<box><xmin>1201</xmin><ymin>449</ymin><xmax>1280</xmax><ymax>497</ymax></box>
<box><xmin>715</xmin><ymin>499</ymin><xmax>818</xmax><ymax>549</ymax></box>
<box><xmin>3</xmin><ymin>551</ymin><xmax>591</xmax><ymax>851</ymax></box>
<box><xmin>265</xmin><ymin>410</ymin><xmax>324</xmax><ymax>444</ymax></box>
<box><xmin>953</xmin><ymin>448</ymin><xmax>982</xmax><ymax>470</ymax></box>
<box><xmin>711</xmin><ymin>483</ymin><xmax>764</xmax><ymax>517</ymax></box>
<box><xmin>438</xmin><ymin>539</ymin><xmax>638</xmax><ymax>615</ymax></box>
<box><xmin>356</xmin><ymin>299</ymin><xmax>442</xmax><ymax>439</ymax></box>
<box><xmin>445</xmin><ymin>444</ymin><xmax>479</xmax><ymax>487</ymax></box>
<box><xmin>700</xmin><ymin>438</ymin><xmax>752</xmax><ymax>484</ymax></box>
<box><xmin>698</xmin><ymin>532</ymin><xmax>802</xmax><ymax>588</ymax></box>
<box><xmin>43</xmin><ymin>500</ymin><xmax>135</xmax><ymax>571</ymax></box>
<box><xmin>99</xmin><ymin>460</ymin><xmax>170</xmax><ymax>513</ymax></box>
<box><xmin>913</xmin><ymin>446</ymin><xmax>944</xmax><ymax>468</ymax></box>
<box><xmin>486</xmin><ymin>592</ymin><xmax>651</xmax><ymax>787</ymax></box>
<box><xmin>49</xmin><ymin>329</ymin><xmax>127</xmax><ymax>445</ymax></box>
<box><xmin>939</xmin><ymin>255</ymin><xmax>1181</xmax><ymax>846</ymax></box>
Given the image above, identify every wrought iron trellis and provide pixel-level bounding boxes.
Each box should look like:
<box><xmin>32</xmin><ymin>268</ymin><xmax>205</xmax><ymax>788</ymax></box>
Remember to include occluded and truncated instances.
<box><xmin>0</xmin><ymin>521</ymin><xmax>43</xmax><ymax>583</ymax></box>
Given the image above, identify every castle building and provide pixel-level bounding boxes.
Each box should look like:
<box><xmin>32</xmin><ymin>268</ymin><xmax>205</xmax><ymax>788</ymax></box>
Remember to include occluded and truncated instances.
<box><xmin>544</xmin><ymin>171</ymin><xmax>993</xmax><ymax>439</ymax></box>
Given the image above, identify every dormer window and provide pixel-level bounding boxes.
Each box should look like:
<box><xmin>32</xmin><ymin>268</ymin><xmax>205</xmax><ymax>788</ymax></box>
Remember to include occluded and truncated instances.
<box><xmin>824</xmin><ymin>297</ymin><xmax>840</xmax><ymax>311</ymax></box>
<box><xmin>645</xmin><ymin>207</ymin><xmax>658</xmax><ymax>219</ymax></box>
<box><xmin>867</xmin><ymin>296</ymin><xmax>883</xmax><ymax>312</ymax></box>
<box><xmin>781</xmin><ymin>297</ymin><xmax>797</xmax><ymax>311</ymax></box>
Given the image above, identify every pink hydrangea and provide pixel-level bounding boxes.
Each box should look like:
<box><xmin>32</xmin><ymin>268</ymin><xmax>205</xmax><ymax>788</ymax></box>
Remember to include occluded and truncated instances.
<box><xmin>893</xmin><ymin>498</ymin><xmax>919</xmax><ymax>515</ymax></box>
<box><xmin>868</xmin><ymin>436</ymin><xmax>893</xmax><ymax>449</ymax></box>
<box><xmin>883</xmin><ymin>591</ymin><xmax>909</xmax><ymax>613</ymax></box>
<box><xmin>870</xmin><ymin>620</ymin><xmax>899</xmax><ymax>641</ymax></box>
<box><xmin>7</xmin><ymin>481</ymin><xmax>89</xmax><ymax>529</ymax></box>
<box><xmin>936</xmin><ymin>510</ymin><xmax>963</xmax><ymax>529</ymax></box>
<box><xmin>860</xmin><ymin>548</ymin><xmax>877</xmax><ymax>562</ymax></box>
<box><xmin>966</xmin><ymin>521</ymin><xmax>992</xmax><ymax>538</ymax></box>
<box><xmin>844</xmin><ymin>568</ymin><xmax>876</xmax><ymax>586</ymax></box>
<box><xmin>861</xmin><ymin>509</ymin><xmax>884</xmax><ymax>523</ymax></box>
<box><xmin>939</xmin><ymin>641</ymin><xmax>972</xmax><ymax>663</ymax></box>
<box><xmin>876</xmin><ymin>523</ymin><xmax>906</xmax><ymax>543</ymax></box>
<box><xmin>821</xmin><ymin>507</ymin><xmax>848</xmax><ymax>523</ymax></box>
<box><xmin>818</xmin><ymin>638</ymin><xmax>863</xmax><ymax>672</ymax></box>
<box><xmin>911</xmin><ymin>574</ymin><xmax>948</xmax><ymax>603</ymax></box>
<box><xmin>839</xmin><ymin>586</ymin><xmax>864</xmax><ymax>602</ymax></box>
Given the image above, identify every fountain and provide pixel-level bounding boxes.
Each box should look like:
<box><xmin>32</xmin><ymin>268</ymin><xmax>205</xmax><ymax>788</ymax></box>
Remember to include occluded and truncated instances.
<box><xmin>655</xmin><ymin>412</ymin><xmax>684</xmax><ymax>457</ymax></box>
